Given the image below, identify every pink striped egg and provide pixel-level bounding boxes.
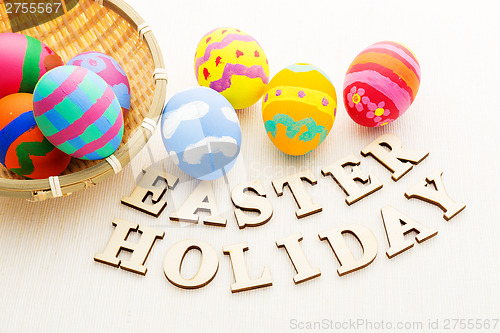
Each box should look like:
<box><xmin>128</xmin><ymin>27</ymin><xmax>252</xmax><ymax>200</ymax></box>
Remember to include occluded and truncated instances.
<box><xmin>343</xmin><ymin>41</ymin><xmax>421</xmax><ymax>127</ymax></box>
<box><xmin>33</xmin><ymin>66</ymin><xmax>124</xmax><ymax>160</ymax></box>
<box><xmin>67</xmin><ymin>52</ymin><xmax>131</xmax><ymax>115</ymax></box>
<box><xmin>0</xmin><ymin>33</ymin><xmax>63</xmax><ymax>99</ymax></box>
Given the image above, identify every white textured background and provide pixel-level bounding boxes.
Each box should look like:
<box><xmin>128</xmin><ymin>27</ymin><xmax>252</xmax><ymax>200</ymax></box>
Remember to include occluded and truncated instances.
<box><xmin>1</xmin><ymin>0</ymin><xmax>499</xmax><ymax>332</ymax></box>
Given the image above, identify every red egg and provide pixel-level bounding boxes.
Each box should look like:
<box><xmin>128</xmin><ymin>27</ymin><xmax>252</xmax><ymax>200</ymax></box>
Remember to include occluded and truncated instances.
<box><xmin>343</xmin><ymin>41</ymin><xmax>421</xmax><ymax>127</ymax></box>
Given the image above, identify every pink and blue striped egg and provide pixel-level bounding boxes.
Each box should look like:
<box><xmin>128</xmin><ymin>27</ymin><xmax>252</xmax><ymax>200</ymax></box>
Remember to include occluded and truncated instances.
<box><xmin>33</xmin><ymin>65</ymin><xmax>124</xmax><ymax>160</ymax></box>
<box><xmin>67</xmin><ymin>51</ymin><xmax>131</xmax><ymax>115</ymax></box>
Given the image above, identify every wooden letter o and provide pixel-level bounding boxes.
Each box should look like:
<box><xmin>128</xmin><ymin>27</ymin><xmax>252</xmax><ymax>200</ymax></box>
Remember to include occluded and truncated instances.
<box><xmin>163</xmin><ymin>239</ymin><xmax>219</xmax><ymax>289</ymax></box>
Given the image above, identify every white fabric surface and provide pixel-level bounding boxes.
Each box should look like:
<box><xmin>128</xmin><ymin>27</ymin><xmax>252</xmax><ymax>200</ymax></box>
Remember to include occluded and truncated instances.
<box><xmin>1</xmin><ymin>0</ymin><xmax>499</xmax><ymax>331</ymax></box>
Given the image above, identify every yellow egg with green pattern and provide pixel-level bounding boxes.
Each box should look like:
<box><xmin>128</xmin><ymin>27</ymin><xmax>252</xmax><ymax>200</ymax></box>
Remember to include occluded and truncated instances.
<box><xmin>262</xmin><ymin>64</ymin><xmax>337</xmax><ymax>155</ymax></box>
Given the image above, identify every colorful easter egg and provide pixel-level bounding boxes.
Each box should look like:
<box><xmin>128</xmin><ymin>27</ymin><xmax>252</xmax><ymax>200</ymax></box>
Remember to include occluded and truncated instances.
<box><xmin>343</xmin><ymin>41</ymin><xmax>421</xmax><ymax>127</ymax></box>
<box><xmin>194</xmin><ymin>27</ymin><xmax>269</xmax><ymax>109</ymax></box>
<box><xmin>0</xmin><ymin>93</ymin><xmax>70</xmax><ymax>179</ymax></box>
<box><xmin>161</xmin><ymin>87</ymin><xmax>241</xmax><ymax>180</ymax></box>
<box><xmin>0</xmin><ymin>33</ymin><xmax>63</xmax><ymax>100</ymax></box>
<box><xmin>262</xmin><ymin>64</ymin><xmax>337</xmax><ymax>156</ymax></box>
<box><xmin>33</xmin><ymin>66</ymin><xmax>124</xmax><ymax>160</ymax></box>
<box><xmin>67</xmin><ymin>51</ymin><xmax>131</xmax><ymax>115</ymax></box>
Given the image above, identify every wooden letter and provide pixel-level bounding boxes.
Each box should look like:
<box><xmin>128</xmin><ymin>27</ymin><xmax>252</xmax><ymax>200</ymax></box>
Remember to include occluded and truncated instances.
<box><xmin>170</xmin><ymin>181</ymin><xmax>226</xmax><ymax>227</ymax></box>
<box><xmin>319</xmin><ymin>224</ymin><xmax>378</xmax><ymax>276</ymax></box>
<box><xmin>405</xmin><ymin>169</ymin><xmax>466</xmax><ymax>221</ymax></box>
<box><xmin>223</xmin><ymin>242</ymin><xmax>273</xmax><ymax>293</ymax></box>
<box><xmin>361</xmin><ymin>134</ymin><xmax>429</xmax><ymax>181</ymax></box>
<box><xmin>381</xmin><ymin>206</ymin><xmax>438</xmax><ymax>258</ymax></box>
<box><xmin>231</xmin><ymin>180</ymin><xmax>273</xmax><ymax>229</ymax></box>
<box><xmin>321</xmin><ymin>154</ymin><xmax>383</xmax><ymax>205</ymax></box>
<box><xmin>276</xmin><ymin>233</ymin><xmax>321</xmax><ymax>284</ymax></box>
<box><xmin>121</xmin><ymin>166</ymin><xmax>179</xmax><ymax>217</ymax></box>
<box><xmin>163</xmin><ymin>239</ymin><xmax>219</xmax><ymax>289</ymax></box>
<box><xmin>94</xmin><ymin>218</ymin><xmax>164</xmax><ymax>275</ymax></box>
<box><xmin>272</xmin><ymin>169</ymin><xmax>322</xmax><ymax>218</ymax></box>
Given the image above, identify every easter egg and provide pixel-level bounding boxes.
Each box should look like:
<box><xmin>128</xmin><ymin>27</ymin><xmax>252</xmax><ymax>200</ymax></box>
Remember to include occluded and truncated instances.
<box><xmin>343</xmin><ymin>41</ymin><xmax>421</xmax><ymax>127</ymax></box>
<box><xmin>262</xmin><ymin>64</ymin><xmax>337</xmax><ymax>156</ymax></box>
<box><xmin>0</xmin><ymin>33</ymin><xmax>63</xmax><ymax>100</ymax></box>
<box><xmin>33</xmin><ymin>66</ymin><xmax>124</xmax><ymax>160</ymax></box>
<box><xmin>194</xmin><ymin>27</ymin><xmax>269</xmax><ymax>109</ymax></box>
<box><xmin>161</xmin><ymin>87</ymin><xmax>241</xmax><ymax>180</ymax></box>
<box><xmin>67</xmin><ymin>51</ymin><xmax>131</xmax><ymax>115</ymax></box>
<box><xmin>0</xmin><ymin>93</ymin><xmax>70</xmax><ymax>179</ymax></box>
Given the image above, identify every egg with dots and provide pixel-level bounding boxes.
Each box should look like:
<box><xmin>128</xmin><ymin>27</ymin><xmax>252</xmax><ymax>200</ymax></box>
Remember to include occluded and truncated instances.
<box><xmin>343</xmin><ymin>41</ymin><xmax>421</xmax><ymax>127</ymax></box>
<box><xmin>161</xmin><ymin>87</ymin><xmax>241</xmax><ymax>181</ymax></box>
<box><xmin>0</xmin><ymin>93</ymin><xmax>70</xmax><ymax>179</ymax></box>
<box><xmin>262</xmin><ymin>64</ymin><xmax>337</xmax><ymax>156</ymax></box>
<box><xmin>194</xmin><ymin>27</ymin><xmax>269</xmax><ymax>109</ymax></box>
<box><xmin>67</xmin><ymin>51</ymin><xmax>131</xmax><ymax>115</ymax></box>
<box><xmin>0</xmin><ymin>33</ymin><xmax>63</xmax><ymax>100</ymax></box>
<box><xmin>33</xmin><ymin>65</ymin><xmax>124</xmax><ymax>160</ymax></box>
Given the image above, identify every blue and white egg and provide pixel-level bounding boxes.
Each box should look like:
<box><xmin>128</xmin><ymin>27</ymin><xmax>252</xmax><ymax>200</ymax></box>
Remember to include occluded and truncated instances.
<box><xmin>161</xmin><ymin>87</ymin><xmax>241</xmax><ymax>180</ymax></box>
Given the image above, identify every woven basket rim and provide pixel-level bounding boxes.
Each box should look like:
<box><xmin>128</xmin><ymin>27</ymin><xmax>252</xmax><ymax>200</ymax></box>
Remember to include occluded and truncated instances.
<box><xmin>0</xmin><ymin>0</ymin><xmax>167</xmax><ymax>200</ymax></box>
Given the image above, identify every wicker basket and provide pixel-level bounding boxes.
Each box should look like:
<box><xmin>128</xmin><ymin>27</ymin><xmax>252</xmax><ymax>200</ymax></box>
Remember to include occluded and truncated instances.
<box><xmin>0</xmin><ymin>0</ymin><xmax>166</xmax><ymax>200</ymax></box>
